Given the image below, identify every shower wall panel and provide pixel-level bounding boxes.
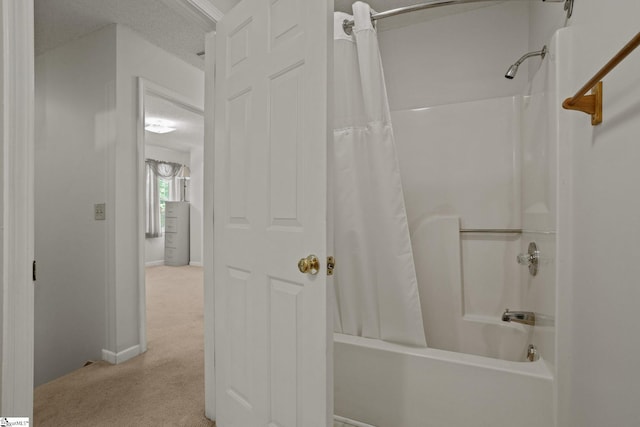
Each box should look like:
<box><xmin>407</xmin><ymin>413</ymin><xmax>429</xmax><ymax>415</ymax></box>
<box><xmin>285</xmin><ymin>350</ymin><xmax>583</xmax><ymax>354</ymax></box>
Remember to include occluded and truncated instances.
<box><xmin>393</xmin><ymin>97</ymin><xmax>521</xmax><ymax>230</ymax></box>
<box><xmin>375</xmin><ymin>0</ymin><xmax>534</xmax><ymax>361</ymax></box>
<box><xmin>393</xmin><ymin>96</ymin><xmax>526</xmax><ymax>360</ymax></box>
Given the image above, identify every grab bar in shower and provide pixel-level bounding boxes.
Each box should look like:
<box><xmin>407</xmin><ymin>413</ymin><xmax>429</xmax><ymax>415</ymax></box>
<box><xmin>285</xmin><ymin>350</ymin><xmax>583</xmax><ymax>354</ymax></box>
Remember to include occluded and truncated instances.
<box><xmin>459</xmin><ymin>228</ymin><xmax>522</xmax><ymax>234</ymax></box>
<box><xmin>562</xmin><ymin>31</ymin><xmax>640</xmax><ymax>126</ymax></box>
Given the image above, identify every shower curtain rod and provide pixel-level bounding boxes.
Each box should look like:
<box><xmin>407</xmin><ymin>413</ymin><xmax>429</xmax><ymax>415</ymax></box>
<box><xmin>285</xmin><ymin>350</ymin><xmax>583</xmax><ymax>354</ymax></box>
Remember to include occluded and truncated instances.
<box><xmin>342</xmin><ymin>0</ymin><xmax>571</xmax><ymax>35</ymax></box>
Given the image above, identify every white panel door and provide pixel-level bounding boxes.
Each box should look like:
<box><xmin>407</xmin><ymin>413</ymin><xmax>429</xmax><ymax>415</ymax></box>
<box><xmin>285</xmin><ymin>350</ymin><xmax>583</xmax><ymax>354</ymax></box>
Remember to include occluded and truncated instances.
<box><xmin>213</xmin><ymin>0</ymin><xmax>332</xmax><ymax>426</ymax></box>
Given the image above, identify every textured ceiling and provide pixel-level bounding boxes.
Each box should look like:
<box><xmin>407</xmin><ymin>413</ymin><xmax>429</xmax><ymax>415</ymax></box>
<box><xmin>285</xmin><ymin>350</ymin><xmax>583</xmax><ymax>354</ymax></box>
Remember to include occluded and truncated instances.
<box><xmin>145</xmin><ymin>93</ymin><xmax>204</xmax><ymax>153</ymax></box>
<box><xmin>34</xmin><ymin>0</ymin><xmax>512</xmax><ymax>71</ymax></box>
<box><xmin>34</xmin><ymin>0</ymin><xmax>235</xmax><ymax>70</ymax></box>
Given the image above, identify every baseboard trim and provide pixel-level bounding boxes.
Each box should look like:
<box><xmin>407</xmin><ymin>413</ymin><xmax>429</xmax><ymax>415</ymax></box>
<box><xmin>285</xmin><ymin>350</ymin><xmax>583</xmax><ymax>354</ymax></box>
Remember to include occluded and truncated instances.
<box><xmin>102</xmin><ymin>345</ymin><xmax>141</xmax><ymax>365</ymax></box>
<box><xmin>189</xmin><ymin>261</ymin><xmax>203</xmax><ymax>267</ymax></box>
<box><xmin>145</xmin><ymin>260</ymin><xmax>165</xmax><ymax>267</ymax></box>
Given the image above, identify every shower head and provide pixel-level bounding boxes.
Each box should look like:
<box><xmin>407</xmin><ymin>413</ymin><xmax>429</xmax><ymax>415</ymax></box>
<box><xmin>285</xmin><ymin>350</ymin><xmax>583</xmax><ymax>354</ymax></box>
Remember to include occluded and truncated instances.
<box><xmin>505</xmin><ymin>45</ymin><xmax>547</xmax><ymax>79</ymax></box>
<box><xmin>505</xmin><ymin>64</ymin><xmax>519</xmax><ymax>80</ymax></box>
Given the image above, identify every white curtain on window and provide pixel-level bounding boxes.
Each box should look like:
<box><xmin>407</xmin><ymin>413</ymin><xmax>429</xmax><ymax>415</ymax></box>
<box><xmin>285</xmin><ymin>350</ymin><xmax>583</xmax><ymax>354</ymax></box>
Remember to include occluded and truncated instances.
<box><xmin>146</xmin><ymin>161</ymin><xmax>160</xmax><ymax>238</ymax></box>
<box><xmin>168</xmin><ymin>175</ymin><xmax>181</xmax><ymax>202</ymax></box>
<box><xmin>332</xmin><ymin>2</ymin><xmax>427</xmax><ymax>347</ymax></box>
<box><xmin>145</xmin><ymin>159</ymin><xmax>182</xmax><ymax>238</ymax></box>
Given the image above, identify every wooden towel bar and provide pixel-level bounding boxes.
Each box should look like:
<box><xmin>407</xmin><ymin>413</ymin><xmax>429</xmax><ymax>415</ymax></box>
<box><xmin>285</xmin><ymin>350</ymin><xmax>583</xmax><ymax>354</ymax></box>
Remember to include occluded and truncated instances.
<box><xmin>562</xmin><ymin>32</ymin><xmax>640</xmax><ymax>126</ymax></box>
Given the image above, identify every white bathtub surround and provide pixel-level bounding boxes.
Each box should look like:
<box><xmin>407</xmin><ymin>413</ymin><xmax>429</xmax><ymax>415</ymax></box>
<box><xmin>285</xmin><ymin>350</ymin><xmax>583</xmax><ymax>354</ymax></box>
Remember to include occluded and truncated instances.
<box><xmin>392</xmin><ymin>96</ymin><xmax>521</xmax><ymax>232</ymax></box>
<box><xmin>332</xmin><ymin>5</ymin><xmax>426</xmax><ymax>347</ymax></box>
<box><xmin>392</xmin><ymin>96</ymin><xmax>524</xmax><ymax>359</ymax></box>
<box><xmin>334</xmin><ymin>333</ymin><xmax>553</xmax><ymax>427</ymax></box>
<box><xmin>520</xmin><ymin>42</ymin><xmax>559</xmax><ymax>373</ymax></box>
<box><xmin>411</xmin><ymin>215</ymin><xmax>530</xmax><ymax>361</ymax></box>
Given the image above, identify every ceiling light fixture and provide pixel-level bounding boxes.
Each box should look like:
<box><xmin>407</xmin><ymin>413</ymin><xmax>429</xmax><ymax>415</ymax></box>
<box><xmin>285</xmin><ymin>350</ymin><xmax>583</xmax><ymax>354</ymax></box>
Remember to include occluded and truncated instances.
<box><xmin>145</xmin><ymin>118</ymin><xmax>177</xmax><ymax>134</ymax></box>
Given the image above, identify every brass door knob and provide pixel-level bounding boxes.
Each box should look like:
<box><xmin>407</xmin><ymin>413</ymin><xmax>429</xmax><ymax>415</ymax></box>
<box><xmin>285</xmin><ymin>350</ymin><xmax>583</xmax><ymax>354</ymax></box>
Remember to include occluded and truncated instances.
<box><xmin>298</xmin><ymin>255</ymin><xmax>319</xmax><ymax>275</ymax></box>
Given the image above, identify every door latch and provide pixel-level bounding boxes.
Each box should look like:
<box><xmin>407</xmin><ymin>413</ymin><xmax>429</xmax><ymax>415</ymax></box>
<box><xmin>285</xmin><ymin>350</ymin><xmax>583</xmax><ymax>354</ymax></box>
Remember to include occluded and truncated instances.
<box><xmin>327</xmin><ymin>256</ymin><xmax>335</xmax><ymax>276</ymax></box>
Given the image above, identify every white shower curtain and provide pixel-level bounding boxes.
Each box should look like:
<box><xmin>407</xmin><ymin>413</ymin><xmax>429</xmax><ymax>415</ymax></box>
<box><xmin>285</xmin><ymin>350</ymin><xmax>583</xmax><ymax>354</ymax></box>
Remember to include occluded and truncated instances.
<box><xmin>332</xmin><ymin>2</ymin><xmax>426</xmax><ymax>347</ymax></box>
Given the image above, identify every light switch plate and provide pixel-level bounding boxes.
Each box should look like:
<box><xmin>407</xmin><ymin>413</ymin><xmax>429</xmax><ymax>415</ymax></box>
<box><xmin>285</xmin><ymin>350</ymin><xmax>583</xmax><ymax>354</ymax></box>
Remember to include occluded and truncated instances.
<box><xmin>94</xmin><ymin>203</ymin><xmax>106</xmax><ymax>220</ymax></box>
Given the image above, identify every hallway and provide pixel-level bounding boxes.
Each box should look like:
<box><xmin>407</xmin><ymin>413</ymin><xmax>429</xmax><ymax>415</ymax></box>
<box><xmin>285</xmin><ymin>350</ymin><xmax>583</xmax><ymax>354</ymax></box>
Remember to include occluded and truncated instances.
<box><xmin>34</xmin><ymin>266</ymin><xmax>213</xmax><ymax>426</ymax></box>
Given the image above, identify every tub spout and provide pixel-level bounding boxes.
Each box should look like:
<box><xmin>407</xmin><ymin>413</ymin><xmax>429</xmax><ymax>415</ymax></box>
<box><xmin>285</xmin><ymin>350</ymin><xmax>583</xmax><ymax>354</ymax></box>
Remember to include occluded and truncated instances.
<box><xmin>502</xmin><ymin>309</ymin><xmax>535</xmax><ymax>326</ymax></box>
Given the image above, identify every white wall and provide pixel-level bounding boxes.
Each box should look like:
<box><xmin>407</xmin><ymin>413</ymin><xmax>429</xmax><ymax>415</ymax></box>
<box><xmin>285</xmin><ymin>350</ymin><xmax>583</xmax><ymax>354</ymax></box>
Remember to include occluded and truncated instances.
<box><xmin>378</xmin><ymin>1</ymin><xmax>530</xmax><ymax>111</ymax></box>
<box><xmin>376</xmin><ymin>1</ymin><xmax>531</xmax><ymax>359</ymax></box>
<box><xmin>113</xmin><ymin>25</ymin><xmax>204</xmax><ymax>354</ymax></box>
<box><xmin>541</xmin><ymin>2</ymin><xmax>640</xmax><ymax>426</ymax></box>
<box><xmin>144</xmin><ymin>145</ymin><xmax>190</xmax><ymax>266</ymax></box>
<box><xmin>34</xmin><ymin>25</ymin><xmax>116</xmax><ymax>385</ymax></box>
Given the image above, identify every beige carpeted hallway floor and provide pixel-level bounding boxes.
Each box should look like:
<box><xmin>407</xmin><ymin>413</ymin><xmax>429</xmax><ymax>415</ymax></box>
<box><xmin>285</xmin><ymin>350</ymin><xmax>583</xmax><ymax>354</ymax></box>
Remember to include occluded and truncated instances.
<box><xmin>34</xmin><ymin>265</ymin><xmax>214</xmax><ymax>427</ymax></box>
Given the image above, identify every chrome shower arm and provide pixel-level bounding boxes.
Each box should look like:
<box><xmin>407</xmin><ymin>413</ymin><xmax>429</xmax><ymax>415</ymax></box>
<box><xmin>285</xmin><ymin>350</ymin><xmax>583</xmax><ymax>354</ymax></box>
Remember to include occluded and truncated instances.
<box><xmin>505</xmin><ymin>45</ymin><xmax>547</xmax><ymax>79</ymax></box>
<box><xmin>512</xmin><ymin>46</ymin><xmax>548</xmax><ymax>68</ymax></box>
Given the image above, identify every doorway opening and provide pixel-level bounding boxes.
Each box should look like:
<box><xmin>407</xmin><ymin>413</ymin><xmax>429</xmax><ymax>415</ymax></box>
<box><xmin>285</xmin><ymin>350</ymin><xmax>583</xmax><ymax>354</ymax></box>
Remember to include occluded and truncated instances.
<box><xmin>137</xmin><ymin>78</ymin><xmax>206</xmax><ymax>353</ymax></box>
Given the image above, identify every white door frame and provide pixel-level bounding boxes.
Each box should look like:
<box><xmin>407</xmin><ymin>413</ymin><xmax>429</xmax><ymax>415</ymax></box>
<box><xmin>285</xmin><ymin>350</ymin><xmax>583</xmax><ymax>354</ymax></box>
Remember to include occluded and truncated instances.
<box><xmin>202</xmin><ymin>30</ymin><xmax>216</xmax><ymax>420</ymax></box>
<box><xmin>136</xmin><ymin>78</ymin><xmax>205</xmax><ymax>355</ymax></box>
<box><xmin>1</xmin><ymin>0</ymin><xmax>35</xmax><ymax>420</ymax></box>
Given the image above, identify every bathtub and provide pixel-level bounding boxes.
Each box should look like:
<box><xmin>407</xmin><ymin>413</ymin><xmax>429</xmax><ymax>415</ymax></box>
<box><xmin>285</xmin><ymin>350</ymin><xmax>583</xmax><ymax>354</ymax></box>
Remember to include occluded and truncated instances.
<box><xmin>334</xmin><ymin>333</ymin><xmax>553</xmax><ymax>427</ymax></box>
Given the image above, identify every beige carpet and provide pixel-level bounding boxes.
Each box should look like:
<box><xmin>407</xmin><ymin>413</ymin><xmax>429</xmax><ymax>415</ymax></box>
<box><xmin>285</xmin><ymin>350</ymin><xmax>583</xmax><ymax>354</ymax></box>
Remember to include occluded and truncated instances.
<box><xmin>34</xmin><ymin>265</ymin><xmax>214</xmax><ymax>427</ymax></box>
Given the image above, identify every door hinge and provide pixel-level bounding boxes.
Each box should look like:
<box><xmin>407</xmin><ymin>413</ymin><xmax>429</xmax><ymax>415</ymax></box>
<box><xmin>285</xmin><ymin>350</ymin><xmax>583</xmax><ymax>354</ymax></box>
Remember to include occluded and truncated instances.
<box><xmin>33</xmin><ymin>260</ymin><xmax>36</xmax><ymax>281</ymax></box>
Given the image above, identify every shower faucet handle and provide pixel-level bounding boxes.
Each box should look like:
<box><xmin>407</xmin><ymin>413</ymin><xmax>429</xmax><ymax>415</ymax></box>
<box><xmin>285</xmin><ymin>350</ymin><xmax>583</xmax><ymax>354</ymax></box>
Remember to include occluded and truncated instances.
<box><xmin>517</xmin><ymin>253</ymin><xmax>534</xmax><ymax>265</ymax></box>
<box><xmin>502</xmin><ymin>309</ymin><xmax>536</xmax><ymax>326</ymax></box>
<box><xmin>517</xmin><ymin>242</ymin><xmax>539</xmax><ymax>276</ymax></box>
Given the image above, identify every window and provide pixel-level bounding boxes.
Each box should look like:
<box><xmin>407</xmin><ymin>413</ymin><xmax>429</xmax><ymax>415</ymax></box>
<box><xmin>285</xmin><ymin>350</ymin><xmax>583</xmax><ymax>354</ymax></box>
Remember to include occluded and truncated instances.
<box><xmin>158</xmin><ymin>178</ymin><xmax>171</xmax><ymax>231</ymax></box>
<box><xmin>145</xmin><ymin>159</ymin><xmax>182</xmax><ymax>238</ymax></box>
